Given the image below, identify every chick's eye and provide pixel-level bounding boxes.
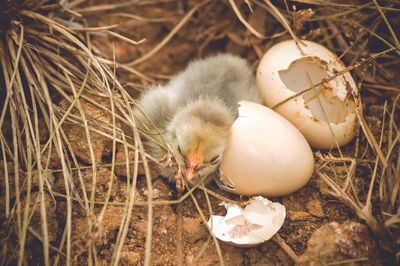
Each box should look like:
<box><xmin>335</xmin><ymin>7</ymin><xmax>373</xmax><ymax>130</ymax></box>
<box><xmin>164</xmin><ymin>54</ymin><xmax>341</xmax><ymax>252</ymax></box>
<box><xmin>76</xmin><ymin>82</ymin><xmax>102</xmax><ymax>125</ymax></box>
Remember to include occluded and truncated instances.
<box><xmin>177</xmin><ymin>145</ymin><xmax>182</xmax><ymax>154</ymax></box>
<box><xmin>210</xmin><ymin>155</ymin><xmax>220</xmax><ymax>164</ymax></box>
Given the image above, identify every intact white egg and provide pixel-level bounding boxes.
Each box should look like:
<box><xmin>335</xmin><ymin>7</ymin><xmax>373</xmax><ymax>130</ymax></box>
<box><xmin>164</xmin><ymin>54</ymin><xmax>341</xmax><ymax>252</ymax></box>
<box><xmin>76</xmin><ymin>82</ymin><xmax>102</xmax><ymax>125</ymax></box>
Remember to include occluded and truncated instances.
<box><xmin>257</xmin><ymin>40</ymin><xmax>359</xmax><ymax>149</ymax></box>
<box><xmin>217</xmin><ymin>101</ymin><xmax>314</xmax><ymax>197</ymax></box>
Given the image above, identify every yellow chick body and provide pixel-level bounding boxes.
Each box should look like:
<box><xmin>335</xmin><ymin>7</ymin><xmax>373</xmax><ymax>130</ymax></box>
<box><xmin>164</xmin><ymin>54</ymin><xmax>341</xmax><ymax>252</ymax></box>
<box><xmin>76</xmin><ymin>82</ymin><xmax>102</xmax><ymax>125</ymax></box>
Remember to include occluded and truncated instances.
<box><xmin>134</xmin><ymin>54</ymin><xmax>262</xmax><ymax>185</ymax></box>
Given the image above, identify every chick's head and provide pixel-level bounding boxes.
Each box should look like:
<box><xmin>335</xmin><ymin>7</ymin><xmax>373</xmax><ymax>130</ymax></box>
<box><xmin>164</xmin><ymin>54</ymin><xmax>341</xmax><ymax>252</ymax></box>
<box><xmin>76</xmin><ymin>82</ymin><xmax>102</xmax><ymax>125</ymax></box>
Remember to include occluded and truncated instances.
<box><xmin>167</xmin><ymin>99</ymin><xmax>234</xmax><ymax>184</ymax></box>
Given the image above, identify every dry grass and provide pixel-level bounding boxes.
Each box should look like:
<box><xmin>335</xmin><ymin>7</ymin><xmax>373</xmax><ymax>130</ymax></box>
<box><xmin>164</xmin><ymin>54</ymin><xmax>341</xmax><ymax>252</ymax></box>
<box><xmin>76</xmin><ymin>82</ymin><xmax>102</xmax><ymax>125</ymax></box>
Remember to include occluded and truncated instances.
<box><xmin>0</xmin><ymin>1</ymin><xmax>153</xmax><ymax>265</ymax></box>
<box><xmin>0</xmin><ymin>0</ymin><xmax>399</xmax><ymax>265</ymax></box>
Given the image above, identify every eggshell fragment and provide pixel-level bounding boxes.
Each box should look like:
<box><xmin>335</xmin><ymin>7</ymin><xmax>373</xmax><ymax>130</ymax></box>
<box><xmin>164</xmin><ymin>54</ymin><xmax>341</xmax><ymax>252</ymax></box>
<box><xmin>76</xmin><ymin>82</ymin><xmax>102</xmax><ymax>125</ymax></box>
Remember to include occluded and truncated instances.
<box><xmin>208</xmin><ymin>196</ymin><xmax>286</xmax><ymax>247</ymax></box>
<box><xmin>257</xmin><ymin>40</ymin><xmax>359</xmax><ymax>149</ymax></box>
<box><xmin>217</xmin><ymin>101</ymin><xmax>314</xmax><ymax>197</ymax></box>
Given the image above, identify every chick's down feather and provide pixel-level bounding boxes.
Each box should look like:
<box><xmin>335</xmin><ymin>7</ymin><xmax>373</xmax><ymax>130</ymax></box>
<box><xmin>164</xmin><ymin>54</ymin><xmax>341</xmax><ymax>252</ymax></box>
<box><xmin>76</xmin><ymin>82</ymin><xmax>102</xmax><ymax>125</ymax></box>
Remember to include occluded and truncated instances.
<box><xmin>133</xmin><ymin>53</ymin><xmax>262</xmax><ymax>185</ymax></box>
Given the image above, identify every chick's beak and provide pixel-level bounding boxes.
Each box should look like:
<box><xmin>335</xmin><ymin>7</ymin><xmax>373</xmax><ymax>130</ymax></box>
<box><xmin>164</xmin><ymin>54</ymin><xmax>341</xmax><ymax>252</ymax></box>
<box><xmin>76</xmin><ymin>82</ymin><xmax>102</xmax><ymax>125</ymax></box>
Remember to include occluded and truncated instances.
<box><xmin>185</xmin><ymin>167</ymin><xmax>196</xmax><ymax>181</ymax></box>
<box><xmin>185</xmin><ymin>151</ymin><xmax>201</xmax><ymax>181</ymax></box>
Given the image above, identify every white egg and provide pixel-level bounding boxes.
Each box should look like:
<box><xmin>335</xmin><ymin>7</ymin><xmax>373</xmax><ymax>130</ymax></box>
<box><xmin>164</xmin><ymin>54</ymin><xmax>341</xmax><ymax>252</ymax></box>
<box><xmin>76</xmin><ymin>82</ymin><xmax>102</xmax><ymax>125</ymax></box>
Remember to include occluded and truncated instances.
<box><xmin>208</xmin><ymin>196</ymin><xmax>286</xmax><ymax>247</ymax></box>
<box><xmin>257</xmin><ymin>40</ymin><xmax>359</xmax><ymax>149</ymax></box>
<box><xmin>217</xmin><ymin>101</ymin><xmax>314</xmax><ymax>197</ymax></box>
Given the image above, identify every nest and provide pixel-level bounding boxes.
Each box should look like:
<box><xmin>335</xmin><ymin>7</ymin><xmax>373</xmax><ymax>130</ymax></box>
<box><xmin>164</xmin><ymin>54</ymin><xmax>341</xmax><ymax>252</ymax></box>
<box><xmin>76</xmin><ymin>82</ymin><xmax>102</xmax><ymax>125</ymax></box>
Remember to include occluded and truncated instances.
<box><xmin>0</xmin><ymin>0</ymin><xmax>399</xmax><ymax>265</ymax></box>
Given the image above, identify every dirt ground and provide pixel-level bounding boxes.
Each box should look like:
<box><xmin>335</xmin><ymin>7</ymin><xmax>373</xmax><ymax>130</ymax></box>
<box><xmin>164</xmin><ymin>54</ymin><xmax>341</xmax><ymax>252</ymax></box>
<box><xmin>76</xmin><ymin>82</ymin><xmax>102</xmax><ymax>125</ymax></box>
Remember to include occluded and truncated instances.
<box><xmin>1</xmin><ymin>0</ymin><xmax>399</xmax><ymax>265</ymax></box>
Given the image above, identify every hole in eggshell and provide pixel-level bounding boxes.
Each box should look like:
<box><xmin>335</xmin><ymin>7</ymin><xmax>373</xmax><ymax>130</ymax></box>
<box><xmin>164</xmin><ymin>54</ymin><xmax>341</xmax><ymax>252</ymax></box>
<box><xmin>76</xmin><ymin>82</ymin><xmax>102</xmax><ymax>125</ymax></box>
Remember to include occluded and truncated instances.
<box><xmin>278</xmin><ymin>57</ymin><xmax>354</xmax><ymax>124</ymax></box>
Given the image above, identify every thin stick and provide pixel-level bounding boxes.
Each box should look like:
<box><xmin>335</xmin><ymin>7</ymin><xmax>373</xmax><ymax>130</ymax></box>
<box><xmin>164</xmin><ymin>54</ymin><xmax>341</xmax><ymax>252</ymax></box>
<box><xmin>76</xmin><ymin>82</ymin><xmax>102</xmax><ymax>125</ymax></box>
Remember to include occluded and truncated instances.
<box><xmin>272</xmin><ymin>233</ymin><xmax>299</xmax><ymax>263</ymax></box>
<box><xmin>185</xmin><ymin>180</ymin><xmax>225</xmax><ymax>266</ymax></box>
<box><xmin>112</xmin><ymin>133</ymin><xmax>140</xmax><ymax>265</ymax></box>
<box><xmin>135</xmin><ymin>120</ymin><xmax>154</xmax><ymax>266</ymax></box>
<box><xmin>262</xmin><ymin>0</ymin><xmax>302</xmax><ymax>52</ymax></box>
<box><xmin>364</xmin><ymin>102</ymin><xmax>386</xmax><ymax>214</ymax></box>
<box><xmin>104</xmin><ymin>30</ymin><xmax>146</xmax><ymax>45</ymax></box>
<box><xmin>372</xmin><ymin>0</ymin><xmax>400</xmax><ymax>50</ymax></box>
<box><xmin>75</xmin><ymin>0</ymin><xmax>141</xmax><ymax>13</ymax></box>
<box><xmin>229</xmin><ymin>0</ymin><xmax>266</xmax><ymax>39</ymax></box>
<box><xmin>177</xmin><ymin>190</ymin><xmax>184</xmax><ymax>266</ymax></box>
<box><xmin>126</xmin><ymin>0</ymin><xmax>211</xmax><ymax>66</ymax></box>
<box><xmin>355</xmin><ymin>109</ymin><xmax>388</xmax><ymax>168</ymax></box>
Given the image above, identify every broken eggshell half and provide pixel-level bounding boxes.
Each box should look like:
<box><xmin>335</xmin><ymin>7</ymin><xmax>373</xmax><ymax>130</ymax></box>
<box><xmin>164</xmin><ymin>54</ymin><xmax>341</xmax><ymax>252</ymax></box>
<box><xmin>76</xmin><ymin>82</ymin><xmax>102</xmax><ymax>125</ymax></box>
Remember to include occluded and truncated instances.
<box><xmin>257</xmin><ymin>40</ymin><xmax>359</xmax><ymax>149</ymax></box>
<box><xmin>208</xmin><ymin>196</ymin><xmax>286</xmax><ymax>247</ymax></box>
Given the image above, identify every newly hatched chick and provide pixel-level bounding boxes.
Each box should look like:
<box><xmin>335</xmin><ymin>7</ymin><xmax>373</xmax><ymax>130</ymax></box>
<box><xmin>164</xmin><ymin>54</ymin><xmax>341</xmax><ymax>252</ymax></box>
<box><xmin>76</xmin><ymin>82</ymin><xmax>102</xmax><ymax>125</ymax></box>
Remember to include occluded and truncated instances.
<box><xmin>134</xmin><ymin>54</ymin><xmax>262</xmax><ymax>185</ymax></box>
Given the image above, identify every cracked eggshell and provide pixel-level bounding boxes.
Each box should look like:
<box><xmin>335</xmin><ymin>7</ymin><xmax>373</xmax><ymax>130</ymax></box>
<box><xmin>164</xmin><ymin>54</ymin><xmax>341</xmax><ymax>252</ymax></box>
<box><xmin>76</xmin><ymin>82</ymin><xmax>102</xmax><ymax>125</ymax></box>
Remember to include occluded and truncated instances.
<box><xmin>218</xmin><ymin>101</ymin><xmax>314</xmax><ymax>197</ymax></box>
<box><xmin>257</xmin><ymin>40</ymin><xmax>359</xmax><ymax>149</ymax></box>
<box><xmin>208</xmin><ymin>196</ymin><xmax>286</xmax><ymax>247</ymax></box>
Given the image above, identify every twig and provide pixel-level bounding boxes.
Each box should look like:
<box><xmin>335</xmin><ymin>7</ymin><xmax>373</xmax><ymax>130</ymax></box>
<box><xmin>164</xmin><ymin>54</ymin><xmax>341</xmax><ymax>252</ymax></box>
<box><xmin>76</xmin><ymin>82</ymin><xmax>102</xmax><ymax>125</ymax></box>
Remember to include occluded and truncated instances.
<box><xmin>372</xmin><ymin>0</ymin><xmax>400</xmax><ymax>50</ymax></box>
<box><xmin>355</xmin><ymin>109</ymin><xmax>388</xmax><ymax>168</ymax></box>
<box><xmin>104</xmin><ymin>30</ymin><xmax>146</xmax><ymax>45</ymax></box>
<box><xmin>138</xmin><ymin>123</ymin><xmax>154</xmax><ymax>266</ymax></box>
<box><xmin>177</xmin><ymin>190</ymin><xmax>184</xmax><ymax>266</ymax></box>
<box><xmin>272</xmin><ymin>233</ymin><xmax>299</xmax><ymax>263</ymax></box>
<box><xmin>126</xmin><ymin>0</ymin><xmax>211</xmax><ymax>66</ymax></box>
<box><xmin>74</xmin><ymin>0</ymin><xmax>141</xmax><ymax>13</ymax></box>
<box><xmin>185</xmin><ymin>181</ymin><xmax>225</xmax><ymax>266</ymax></box>
<box><xmin>229</xmin><ymin>0</ymin><xmax>266</xmax><ymax>39</ymax></box>
<box><xmin>261</xmin><ymin>0</ymin><xmax>303</xmax><ymax>52</ymax></box>
<box><xmin>112</xmin><ymin>132</ymin><xmax>140</xmax><ymax>266</ymax></box>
